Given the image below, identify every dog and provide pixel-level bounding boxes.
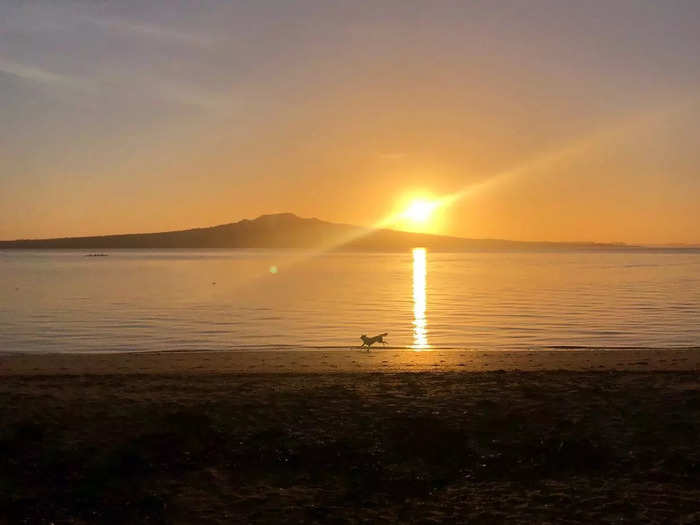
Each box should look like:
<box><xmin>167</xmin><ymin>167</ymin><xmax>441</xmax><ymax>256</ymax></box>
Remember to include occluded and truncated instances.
<box><xmin>360</xmin><ymin>332</ymin><xmax>388</xmax><ymax>350</ymax></box>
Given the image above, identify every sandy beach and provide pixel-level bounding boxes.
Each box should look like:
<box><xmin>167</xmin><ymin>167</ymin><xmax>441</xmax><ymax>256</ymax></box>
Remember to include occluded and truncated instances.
<box><xmin>1</xmin><ymin>348</ymin><xmax>699</xmax><ymax>523</ymax></box>
<box><xmin>4</xmin><ymin>0</ymin><xmax>700</xmax><ymax>522</ymax></box>
<box><xmin>2</xmin><ymin>347</ymin><xmax>699</xmax><ymax>375</ymax></box>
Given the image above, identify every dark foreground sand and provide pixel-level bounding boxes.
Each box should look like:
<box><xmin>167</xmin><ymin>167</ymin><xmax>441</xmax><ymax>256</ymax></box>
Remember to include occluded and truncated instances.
<box><xmin>1</xmin><ymin>349</ymin><xmax>699</xmax><ymax>524</ymax></box>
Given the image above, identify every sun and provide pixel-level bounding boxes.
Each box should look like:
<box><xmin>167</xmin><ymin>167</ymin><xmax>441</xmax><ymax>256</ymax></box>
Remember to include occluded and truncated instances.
<box><xmin>403</xmin><ymin>199</ymin><xmax>438</xmax><ymax>223</ymax></box>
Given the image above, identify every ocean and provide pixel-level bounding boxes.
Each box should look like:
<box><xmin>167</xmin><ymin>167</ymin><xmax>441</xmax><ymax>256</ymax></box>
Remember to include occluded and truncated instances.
<box><xmin>1</xmin><ymin>249</ymin><xmax>699</xmax><ymax>353</ymax></box>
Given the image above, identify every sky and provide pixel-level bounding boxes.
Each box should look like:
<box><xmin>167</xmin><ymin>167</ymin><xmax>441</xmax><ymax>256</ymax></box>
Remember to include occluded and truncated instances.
<box><xmin>1</xmin><ymin>0</ymin><xmax>700</xmax><ymax>244</ymax></box>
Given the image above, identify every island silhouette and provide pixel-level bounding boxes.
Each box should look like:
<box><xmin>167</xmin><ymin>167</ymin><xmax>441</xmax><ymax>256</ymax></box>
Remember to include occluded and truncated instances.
<box><xmin>0</xmin><ymin>212</ymin><xmax>682</xmax><ymax>252</ymax></box>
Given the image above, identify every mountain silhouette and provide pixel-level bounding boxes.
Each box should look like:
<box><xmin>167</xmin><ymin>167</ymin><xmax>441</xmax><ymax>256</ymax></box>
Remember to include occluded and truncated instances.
<box><xmin>0</xmin><ymin>212</ymin><xmax>661</xmax><ymax>251</ymax></box>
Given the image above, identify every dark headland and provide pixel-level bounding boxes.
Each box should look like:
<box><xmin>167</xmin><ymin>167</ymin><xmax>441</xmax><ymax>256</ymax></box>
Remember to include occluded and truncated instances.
<box><xmin>1</xmin><ymin>213</ymin><xmax>695</xmax><ymax>251</ymax></box>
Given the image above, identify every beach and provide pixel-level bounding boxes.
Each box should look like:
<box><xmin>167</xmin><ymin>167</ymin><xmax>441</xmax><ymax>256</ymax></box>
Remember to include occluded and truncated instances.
<box><xmin>2</xmin><ymin>347</ymin><xmax>700</xmax><ymax>375</ymax></box>
<box><xmin>4</xmin><ymin>0</ymin><xmax>700</xmax><ymax>522</ymax></box>
<box><xmin>1</xmin><ymin>349</ymin><xmax>699</xmax><ymax>524</ymax></box>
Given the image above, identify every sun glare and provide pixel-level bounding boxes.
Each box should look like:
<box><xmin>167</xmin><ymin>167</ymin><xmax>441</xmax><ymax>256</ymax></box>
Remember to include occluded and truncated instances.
<box><xmin>403</xmin><ymin>199</ymin><xmax>438</xmax><ymax>223</ymax></box>
<box><xmin>412</xmin><ymin>247</ymin><xmax>429</xmax><ymax>349</ymax></box>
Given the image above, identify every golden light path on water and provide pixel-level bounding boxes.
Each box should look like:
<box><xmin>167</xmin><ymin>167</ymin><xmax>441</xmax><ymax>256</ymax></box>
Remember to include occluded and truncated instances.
<box><xmin>412</xmin><ymin>247</ymin><xmax>428</xmax><ymax>349</ymax></box>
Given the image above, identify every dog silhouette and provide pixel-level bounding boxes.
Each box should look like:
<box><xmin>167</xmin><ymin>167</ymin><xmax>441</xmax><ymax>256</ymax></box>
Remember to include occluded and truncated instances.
<box><xmin>360</xmin><ymin>332</ymin><xmax>388</xmax><ymax>350</ymax></box>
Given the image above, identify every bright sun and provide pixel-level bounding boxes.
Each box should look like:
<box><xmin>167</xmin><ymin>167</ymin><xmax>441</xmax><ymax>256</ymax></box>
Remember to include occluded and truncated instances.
<box><xmin>403</xmin><ymin>199</ymin><xmax>438</xmax><ymax>223</ymax></box>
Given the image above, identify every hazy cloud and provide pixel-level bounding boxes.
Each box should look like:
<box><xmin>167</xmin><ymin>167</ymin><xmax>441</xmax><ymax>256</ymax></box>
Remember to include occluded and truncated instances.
<box><xmin>0</xmin><ymin>56</ymin><xmax>232</xmax><ymax>113</ymax></box>
<box><xmin>379</xmin><ymin>153</ymin><xmax>407</xmax><ymax>160</ymax></box>
<box><xmin>0</xmin><ymin>58</ymin><xmax>83</xmax><ymax>89</ymax></box>
<box><xmin>78</xmin><ymin>14</ymin><xmax>217</xmax><ymax>48</ymax></box>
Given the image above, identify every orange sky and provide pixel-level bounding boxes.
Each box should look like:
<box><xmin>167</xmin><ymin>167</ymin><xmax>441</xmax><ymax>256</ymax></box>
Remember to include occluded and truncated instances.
<box><xmin>2</xmin><ymin>2</ymin><xmax>700</xmax><ymax>244</ymax></box>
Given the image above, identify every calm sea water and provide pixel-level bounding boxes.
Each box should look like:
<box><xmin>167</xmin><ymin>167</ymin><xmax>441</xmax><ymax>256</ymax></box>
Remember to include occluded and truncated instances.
<box><xmin>1</xmin><ymin>249</ymin><xmax>699</xmax><ymax>353</ymax></box>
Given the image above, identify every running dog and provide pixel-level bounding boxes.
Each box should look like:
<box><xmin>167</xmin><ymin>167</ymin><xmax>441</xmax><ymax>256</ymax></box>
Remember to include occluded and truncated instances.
<box><xmin>360</xmin><ymin>332</ymin><xmax>388</xmax><ymax>350</ymax></box>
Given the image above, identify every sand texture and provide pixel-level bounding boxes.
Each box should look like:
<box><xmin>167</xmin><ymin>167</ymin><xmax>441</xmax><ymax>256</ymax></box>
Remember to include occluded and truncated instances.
<box><xmin>1</xmin><ymin>351</ymin><xmax>699</xmax><ymax>523</ymax></box>
<box><xmin>1</xmin><ymin>347</ymin><xmax>699</xmax><ymax>376</ymax></box>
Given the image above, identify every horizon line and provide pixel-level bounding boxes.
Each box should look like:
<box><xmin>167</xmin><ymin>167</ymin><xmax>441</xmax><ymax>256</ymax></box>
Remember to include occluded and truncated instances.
<box><xmin>1</xmin><ymin>212</ymin><xmax>698</xmax><ymax>248</ymax></box>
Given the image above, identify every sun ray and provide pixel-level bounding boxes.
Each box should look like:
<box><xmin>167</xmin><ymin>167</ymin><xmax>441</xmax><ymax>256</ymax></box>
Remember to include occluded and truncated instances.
<box><xmin>229</xmin><ymin>97</ymin><xmax>700</xmax><ymax>292</ymax></box>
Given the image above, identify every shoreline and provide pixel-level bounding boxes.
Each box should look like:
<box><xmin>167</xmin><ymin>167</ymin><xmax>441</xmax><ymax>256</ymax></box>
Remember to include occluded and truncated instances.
<box><xmin>2</xmin><ymin>347</ymin><xmax>698</xmax><ymax>375</ymax></box>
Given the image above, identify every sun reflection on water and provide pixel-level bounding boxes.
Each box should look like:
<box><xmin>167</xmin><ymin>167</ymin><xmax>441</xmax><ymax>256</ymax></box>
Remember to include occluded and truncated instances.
<box><xmin>412</xmin><ymin>247</ymin><xmax>429</xmax><ymax>349</ymax></box>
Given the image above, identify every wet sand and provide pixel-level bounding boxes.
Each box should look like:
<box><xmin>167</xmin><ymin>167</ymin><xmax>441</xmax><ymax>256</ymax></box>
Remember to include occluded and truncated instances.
<box><xmin>1</xmin><ymin>349</ymin><xmax>699</xmax><ymax>523</ymax></box>
<box><xmin>2</xmin><ymin>347</ymin><xmax>699</xmax><ymax>375</ymax></box>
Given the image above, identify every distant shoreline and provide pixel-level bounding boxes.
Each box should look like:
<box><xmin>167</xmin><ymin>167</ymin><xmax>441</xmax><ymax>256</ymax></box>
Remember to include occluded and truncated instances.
<box><xmin>3</xmin><ymin>213</ymin><xmax>697</xmax><ymax>252</ymax></box>
<box><xmin>2</xmin><ymin>246</ymin><xmax>700</xmax><ymax>253</ymax></box>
